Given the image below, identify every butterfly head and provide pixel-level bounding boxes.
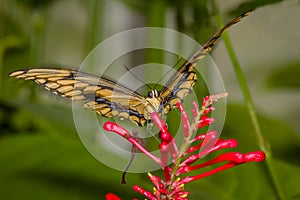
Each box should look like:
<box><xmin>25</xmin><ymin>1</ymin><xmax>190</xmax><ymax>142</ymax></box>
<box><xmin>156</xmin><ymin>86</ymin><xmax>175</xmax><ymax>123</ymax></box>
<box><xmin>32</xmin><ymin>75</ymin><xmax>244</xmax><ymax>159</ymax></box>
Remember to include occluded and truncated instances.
<box><xmin>144</xmin><ymin>89</ymin><xmax>162</xmax><ymax>116</ymax></box>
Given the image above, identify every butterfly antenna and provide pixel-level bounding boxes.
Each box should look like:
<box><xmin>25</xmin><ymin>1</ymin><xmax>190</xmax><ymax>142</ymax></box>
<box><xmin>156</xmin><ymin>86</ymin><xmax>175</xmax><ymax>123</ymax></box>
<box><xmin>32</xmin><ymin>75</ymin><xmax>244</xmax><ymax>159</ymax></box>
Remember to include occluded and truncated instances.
<box><xmin>153</xmin><ymin>55</ymin><xmax>184</xmax><ymax>90</ymax></box>
<box><xmin>123</xmin><ymin>64</ymin><xmax>152</xmax><ymax>90</ymax></box>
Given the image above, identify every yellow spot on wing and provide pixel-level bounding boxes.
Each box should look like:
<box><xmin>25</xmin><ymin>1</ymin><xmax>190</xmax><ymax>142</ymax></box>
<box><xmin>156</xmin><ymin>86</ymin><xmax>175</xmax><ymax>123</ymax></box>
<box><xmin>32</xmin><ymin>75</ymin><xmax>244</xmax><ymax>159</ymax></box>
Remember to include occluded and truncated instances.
<box><xmin>57</xmin><ymin>80</ymin><xmax>77</xmax><ymax>85</ymax></box>
<box><xmin>118</xmin><ymin>112</ymin><xmax>129</xmax><ymax>119</ymax></box>
<box><xmin>84</xmin><ymin>86</ymin><xmax>99</xmax><ymax>93</ymax></box>
<box><xmin>45</xmin><ymin>82</ymin><xmax>60</xmax><ymax>89</ymax></box>
<box><xmin>65</xmin><ymin>90</ymin><xmax>82</xmax><ymax>97</ymax></box>
<box><xmin>100</xmin><ymin>107</ymin><xmax>111</xmax><ymax>116</ymax></box>
<box><xmin>111</xmin><ymin>110</ymin><xmax>119</xmax><ymax>116</ymax></box>
<box><xmin>170</xmin><ymin>98</ymin><xmax>179</xmax><ymax>105</ymax></box>
<box><xmin>74</xmin><ymin>82</ymin><xmax>89</xmax><ymax>88</ymax></box>
<box><xmin>94</xmin><ymin>104</ymin><xmax>108</xmax><ymax>110</ymax></box>
<box><xmin>129</xmin><ymin>116</ymin><xmax>139</xmax><ymax>124</ymax></box>
<box><xmin>9</xmin><ymin>71</ymin><xmax>25</xmax><ymax>77</ymax></box>
<box><xmin>85</xmin><ymin>101</ymin><xmax>97</xmax><ymax>108</ymax></box>
<box><xmin>176</xmin><ymin>89</ymin><xmax>190</xmax><ymax>99</ymax></box>
<box><xmin>96</xmin><ymin>89</ymin><xmax>112</xmax><ymax>97</ymax></box>
<box><xmin>25</xmin><ymin>77</ymin><xmax>36</xmax><ymax>80</ymax></box>
<box><xmin>57</xmin><ymin>85</ymin><xmax>73</xmax><ymax>93</ymax></box>
<box><xmin>71</xmin><ymin>95</ymin><xmax>86</xmax><ymax>100</ymax></box>
<box><xmin>36</xmin><ymin>74</ymin><xmax>56</xmax><ymax>79</ymax></box>
<box><xmin>48</xmin><ymin>77</ymin><xmax>65</xmax><ymax>81</ymax></box>
<box><xmin>35</xmin><ymin>79</ymin><xmax>47</xmax><ymax>84</ymax></box>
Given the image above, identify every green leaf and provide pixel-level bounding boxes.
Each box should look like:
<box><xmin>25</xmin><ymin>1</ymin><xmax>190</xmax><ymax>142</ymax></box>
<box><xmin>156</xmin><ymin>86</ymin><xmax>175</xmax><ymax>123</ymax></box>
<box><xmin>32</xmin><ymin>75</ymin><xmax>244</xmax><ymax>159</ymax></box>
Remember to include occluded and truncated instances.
<box><xmin>0</xmin><ymin>133</ymin><xmax>140</xmax><ymax>199</ymax></box>
<box><xmin>228</xmin><ymin>0</ymin><xmax>284</xmax><ymax>16</ymax></box>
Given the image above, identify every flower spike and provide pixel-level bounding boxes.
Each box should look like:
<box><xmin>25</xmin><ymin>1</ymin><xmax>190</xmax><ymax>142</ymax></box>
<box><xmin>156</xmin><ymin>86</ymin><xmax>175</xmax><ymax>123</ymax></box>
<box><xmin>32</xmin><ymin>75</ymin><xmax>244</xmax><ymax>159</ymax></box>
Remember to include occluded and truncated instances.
<box><xmin>104</xmin><ymin>94</ymin><xmax>265</xmax><ymax>199</ymax></box>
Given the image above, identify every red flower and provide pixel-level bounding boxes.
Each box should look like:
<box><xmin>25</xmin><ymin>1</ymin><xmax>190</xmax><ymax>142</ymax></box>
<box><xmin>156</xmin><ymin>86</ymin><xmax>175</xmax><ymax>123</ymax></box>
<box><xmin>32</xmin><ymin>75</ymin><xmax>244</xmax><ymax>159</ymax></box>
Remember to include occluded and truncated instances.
<box><xmin>106</xmin><ymin>193</ymin><xmax>121</xmax><ymax>200</ymax></box>
<box><xmin>104</xmin><ymin>93</ymin><xmax>266</xmax><ymax>199</ymax></box>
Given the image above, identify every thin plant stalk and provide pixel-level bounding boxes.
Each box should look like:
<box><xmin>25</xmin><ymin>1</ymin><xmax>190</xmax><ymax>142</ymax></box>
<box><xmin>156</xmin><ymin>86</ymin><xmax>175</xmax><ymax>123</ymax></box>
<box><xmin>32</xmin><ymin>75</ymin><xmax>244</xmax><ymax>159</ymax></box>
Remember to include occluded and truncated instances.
<box><xmin>211</xmin><ymin>1</ymin><xmax>285</xmax><ymax>199</ymax></box>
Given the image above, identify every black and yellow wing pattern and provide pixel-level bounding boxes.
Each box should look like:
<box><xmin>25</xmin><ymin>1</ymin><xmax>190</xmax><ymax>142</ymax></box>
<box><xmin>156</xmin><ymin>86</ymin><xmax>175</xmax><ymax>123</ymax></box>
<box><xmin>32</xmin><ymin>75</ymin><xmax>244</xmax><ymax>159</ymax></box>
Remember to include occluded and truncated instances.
<box><xmin>9</xmin><ymin>12</ymin><xmax>251</xmax><ymax>127</ymax></box>
<box><xmin>10</xmin><ymin>68</ymin><xmax>149</xmax><ymax>126</ymax></box>
<box><xmin>159</xmin><ymin>11</ymin><xmax>251</xmax><ymax>114</ymax></box>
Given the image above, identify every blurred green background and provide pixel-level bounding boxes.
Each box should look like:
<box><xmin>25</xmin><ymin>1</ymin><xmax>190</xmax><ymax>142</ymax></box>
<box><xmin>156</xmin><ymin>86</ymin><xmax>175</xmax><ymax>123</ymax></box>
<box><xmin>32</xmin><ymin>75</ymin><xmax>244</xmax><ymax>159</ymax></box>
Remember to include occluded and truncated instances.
<box><xmin>1</xmin><ymin>0</ymin><xmax>300</xmax><ymax>199</ymax></box>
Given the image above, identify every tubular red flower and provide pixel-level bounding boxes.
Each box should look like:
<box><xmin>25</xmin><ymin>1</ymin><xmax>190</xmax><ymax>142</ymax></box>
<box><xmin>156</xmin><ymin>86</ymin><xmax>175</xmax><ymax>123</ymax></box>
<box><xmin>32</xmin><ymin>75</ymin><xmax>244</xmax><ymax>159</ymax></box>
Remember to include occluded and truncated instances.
<box><xmin>168</xmin><ymin>182</ymin><xmax>186</xmax><ymax>198</ymax></box>
<box><xmin>163</xmin><ymin>166</ymin><xmax>171</xmax><ymax>182</ymax></box>
<box><xmin>170</xmin><ymin>191</ymin><xmax>189</xmax><ymax>200</ymax></box>
<box><xmin>197</xmin><ymin>116</ymin><xmax>215</xmax><ymax>128</ymax></box>
<box><xmin>184</xmin><ymin>131</ymin><xmax>218</xmax><ymax>155</ymax></box>
<box><xmin>244</xmin><ymin>151</ymin><xmax>266</xmax><ymax>162</ymax></box>
<box><xmin>176</xmin><ymin>102</ymin><xmax>190</xmax><ymax>138</ymax></box>
<box><xmin>176</xmin><ymin>151</ymin><xmax>266</xmax><ymax>184</ymax></box>
<box><xmin>105</xmin><ymin>193</ymin><xmax>121</xmax><ymax>200</ymax></box>
<box><xmin>103</xmin><ymin>122</ymin><xmax>131</xmax><ymax>138</ymax></box>
<box><xmin>181</xmin><ymin>139</ymin><xmax>238</xmax><ymax>167</ymax></box>
<box><xmin>103</xmin><ymin>121</ymin><xmax>162</xmax><ymax>166</ymax></box>
<box><xmin>150</xmin><ymin>112</ymin><xmax>169</xmax><ymax>135</ymax></box>
<box><xmin>133</xmin><ymin>185</ymin><xmax>156</xmax><ymax>200</ymax></box>
<box><xmin>147</xmin><ymin>172</ymin><xmax>168</xmax><ymax>196</ymax></box>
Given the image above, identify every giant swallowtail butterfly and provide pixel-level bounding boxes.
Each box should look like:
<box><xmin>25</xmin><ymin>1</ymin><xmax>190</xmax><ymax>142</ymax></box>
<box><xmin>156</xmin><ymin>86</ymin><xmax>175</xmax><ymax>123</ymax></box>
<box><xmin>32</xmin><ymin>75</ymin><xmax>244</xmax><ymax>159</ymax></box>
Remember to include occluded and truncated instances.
<box><xmin>10</xmin><ymin>12</ymin><xmax>250</xmax><ymax>127</ymax></box>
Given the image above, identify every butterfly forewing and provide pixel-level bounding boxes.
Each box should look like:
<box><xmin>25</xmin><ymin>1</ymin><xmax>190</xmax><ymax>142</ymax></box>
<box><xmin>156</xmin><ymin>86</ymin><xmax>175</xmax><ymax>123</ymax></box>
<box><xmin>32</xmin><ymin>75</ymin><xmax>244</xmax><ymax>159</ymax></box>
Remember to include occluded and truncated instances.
<box><xmin>158</xmin><ymin>11</ymin><xmax>252</xmax><ymax>114</ymax></box>
<box><xmin>10</xmin><ymin>68</ymin><xmax>148</xmax><ymax>126</ymax></box>
<box><xmin>159</xmin><ymin>63</ymin><xmax>197</xmax><ymax>113</ymax></box>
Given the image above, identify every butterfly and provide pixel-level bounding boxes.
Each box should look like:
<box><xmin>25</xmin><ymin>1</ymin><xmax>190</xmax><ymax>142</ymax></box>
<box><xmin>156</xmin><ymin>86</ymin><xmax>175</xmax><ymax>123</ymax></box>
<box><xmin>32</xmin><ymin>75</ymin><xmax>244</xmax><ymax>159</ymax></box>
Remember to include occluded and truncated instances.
<box><xmin>9</xmin><ymin>11</ymin><xmax>251</xmax><ymax>127</ymax></box>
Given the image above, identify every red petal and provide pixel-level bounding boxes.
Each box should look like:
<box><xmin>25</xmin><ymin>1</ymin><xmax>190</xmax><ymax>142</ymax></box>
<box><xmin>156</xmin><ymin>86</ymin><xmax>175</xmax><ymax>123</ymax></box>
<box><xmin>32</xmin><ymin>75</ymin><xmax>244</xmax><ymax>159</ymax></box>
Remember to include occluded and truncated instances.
<box><xmin>106</xmin><ymin>193</ymin><xmax>121</xmax><ymax>200</ymax></box>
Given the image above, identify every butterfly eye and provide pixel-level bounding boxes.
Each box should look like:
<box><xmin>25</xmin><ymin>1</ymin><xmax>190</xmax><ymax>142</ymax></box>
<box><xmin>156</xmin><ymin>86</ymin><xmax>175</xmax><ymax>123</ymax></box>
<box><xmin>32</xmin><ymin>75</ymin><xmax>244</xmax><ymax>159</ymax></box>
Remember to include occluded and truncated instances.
<box><xmin>148</xmin><ymin>90</ymin><xmax>160</xmax><ymax>98</ymax></box>
<box><xmin>147</xmin><ymin>91</ymin><xmax>153</xmax><ymax>98</ymax></box>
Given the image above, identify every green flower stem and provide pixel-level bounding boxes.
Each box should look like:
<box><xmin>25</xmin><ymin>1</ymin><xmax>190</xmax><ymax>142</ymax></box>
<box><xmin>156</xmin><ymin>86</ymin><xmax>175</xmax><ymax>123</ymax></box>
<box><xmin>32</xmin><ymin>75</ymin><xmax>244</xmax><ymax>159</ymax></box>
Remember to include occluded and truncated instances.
<box><xmin>211</xmin><ymin>1</ymin><xmax>284</xmax><ymax>199</ymax></box>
